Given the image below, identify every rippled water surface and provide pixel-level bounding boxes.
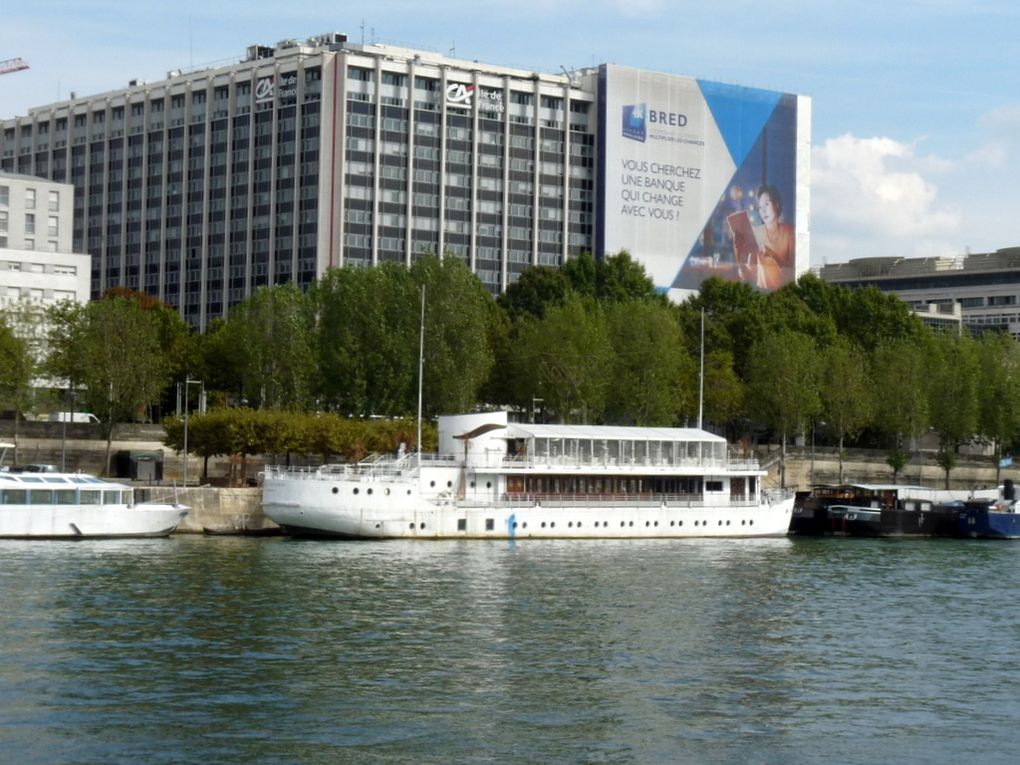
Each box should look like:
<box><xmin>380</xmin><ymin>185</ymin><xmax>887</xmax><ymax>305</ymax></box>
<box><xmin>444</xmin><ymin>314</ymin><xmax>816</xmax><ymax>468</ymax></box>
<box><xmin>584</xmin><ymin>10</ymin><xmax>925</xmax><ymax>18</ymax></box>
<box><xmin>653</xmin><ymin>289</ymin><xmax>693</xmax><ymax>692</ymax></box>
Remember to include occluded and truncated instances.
<box><xmin>1</xmin><ymin>536</ymin><xmax>1019</xmax><ymax>764</ymax></box>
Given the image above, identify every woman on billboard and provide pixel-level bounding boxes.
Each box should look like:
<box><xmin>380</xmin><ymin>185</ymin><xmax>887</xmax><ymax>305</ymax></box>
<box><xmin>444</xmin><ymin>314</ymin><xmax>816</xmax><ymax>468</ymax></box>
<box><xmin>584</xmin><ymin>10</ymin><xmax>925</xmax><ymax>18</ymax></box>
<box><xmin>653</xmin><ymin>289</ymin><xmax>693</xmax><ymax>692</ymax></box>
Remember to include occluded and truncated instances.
<box><xmin>731</xmin><ymin>184</ymin><xmax>795</xmax><ymax>290</ymax></box>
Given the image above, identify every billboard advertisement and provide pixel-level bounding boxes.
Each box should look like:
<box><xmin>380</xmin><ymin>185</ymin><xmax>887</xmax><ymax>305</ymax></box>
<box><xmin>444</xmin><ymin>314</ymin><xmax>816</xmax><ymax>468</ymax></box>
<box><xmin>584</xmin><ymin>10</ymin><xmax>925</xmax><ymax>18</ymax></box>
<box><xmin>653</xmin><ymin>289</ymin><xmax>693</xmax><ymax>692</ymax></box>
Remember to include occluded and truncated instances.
<box><xmin>597</xmin><ymin>65</ymin><xmax>806</xmax><ymax>298</ymax></box>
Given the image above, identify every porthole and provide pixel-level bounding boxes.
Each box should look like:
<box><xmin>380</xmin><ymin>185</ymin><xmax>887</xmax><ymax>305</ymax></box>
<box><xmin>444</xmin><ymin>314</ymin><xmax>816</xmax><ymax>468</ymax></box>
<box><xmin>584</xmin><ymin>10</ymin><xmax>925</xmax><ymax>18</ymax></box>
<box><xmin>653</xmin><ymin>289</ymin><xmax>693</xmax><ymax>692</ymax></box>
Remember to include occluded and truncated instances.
<box><xmin>678</xmin><ymin>521</ymin><xmax>683</xmax><ymax>527</ymax></box>
<box><xmin>725</xmin><ymin>520</ymin><xmax>730</xmax><ymax>526</ymax></box>
<box><xmin>446</xmin><ymin>481</ymin><xmax>452</xmax><ymax>488</ymax></box>
<box><xmin>568</xmin><ymin>522</ymin><xmax>573</xmax><ymax>528</ymax></box>
<box><xmin>486</xmin><ymin>481</ymin><xmax>492</xmax><ymax>489</ymax></box>
<box><xmin>385</xmin><ymin>488</ymin><xmax>390</xmax><ymax>496</ymax></box>
<box><xmin>577</xmin><ymin>521</ymin><xmax>582</xmax><ymax>528</ymax></box>
<box><xmin>375</xmin><ymin>523</ymin><xmax>381</xmax><ymax>529</ymax></box>
<box><xmin>654</xmin><ymin>521</ymin><xmax>659</xmax><ymax>527</ymax></box>
<box><xmin>541</xmin><ymin>522</ymin><xmax>547</xmax><ymax>528</ymax></box>
<box><xmin>406</xmin><ymin>490</ymin><xmax>412</xmax><ymax>495</ymax></box>
<box><xmin>367</xmin><ymin>488</ymin><xmax>373</xmax><ymax>495</ymax></box>
<box><xmin>718</xmin><ymin>520</ymin><xmax>723</xmax><ymax>526</ymax></box>
<box><xmin>470</xmin><ymin>481</ymin><xmax>476</xmax><ymax>488</ymax></box>
<box><xmin>409</xmin><ymin>522</ymin><xmax>415</xmax><ymax>529</ymax></box>
<box><xmin>620</xmin><ymin>521</ymin><xmax>626</xmax><ymax>528</ymax></box>
<box><xmin>645</xmin><ymin>521</ymin><xmax>651</xmax><ymax>527</ymax></box>
<box><xmin>550</xmin><ymin>522</ymin><xmax>556</xmax><ymax>528</ymax></box>
<box><xmin>522</xmin><ymin>522</ymin><xmax>528</xmax><ymax>529</ymax></box>
<box><xmin>331</xmin><ymin>487</ymin><xmax>339</xmax><ymax>495</ymax></box>
<box><xmin>749</xmin><ymin>520</ymin><xmax>754</xmax><ymax>526</ymax></box>
<box><xmin>512</xmin><ymin>521</ymin><xmax>518</xmax><ymax>529</ymax></box>
<box><xmin>419</xmin><ymin>523</ymin><xmax>425</xmax><ymax>530</ymax></box>
<box><xmin>741</xmin><ymin>519</ymin><xmax>746</xmax><ymax>525</ymax></box>
<box><xmin>628</xmin><ymin>521</ymin><xmax>634</xmax><ymax>527</ymax></box>
<box><xmin>430</xmin><ymin>481</ymin><xmax>436</xmax><ymax>488</ymax></box>
<box><xmin>670</xmin><ymin>520</ymin><xmax>675</xmax><ymax>527</ymax></box>
<box><xmin>353</xmin><ymin>488</ymin><xmax>359</xmax><ymax>495</ymax></box>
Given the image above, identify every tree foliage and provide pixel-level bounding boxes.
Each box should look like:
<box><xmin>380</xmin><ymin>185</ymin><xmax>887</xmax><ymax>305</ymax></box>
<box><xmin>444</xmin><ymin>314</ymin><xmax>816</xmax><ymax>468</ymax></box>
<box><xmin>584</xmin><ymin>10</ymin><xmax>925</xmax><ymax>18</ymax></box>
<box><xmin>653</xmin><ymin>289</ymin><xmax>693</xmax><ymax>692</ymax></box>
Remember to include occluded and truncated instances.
<box><xmin>45</xmin><ymin>296</ymin><xmax>174</xmax><ymax>473</ymax></box>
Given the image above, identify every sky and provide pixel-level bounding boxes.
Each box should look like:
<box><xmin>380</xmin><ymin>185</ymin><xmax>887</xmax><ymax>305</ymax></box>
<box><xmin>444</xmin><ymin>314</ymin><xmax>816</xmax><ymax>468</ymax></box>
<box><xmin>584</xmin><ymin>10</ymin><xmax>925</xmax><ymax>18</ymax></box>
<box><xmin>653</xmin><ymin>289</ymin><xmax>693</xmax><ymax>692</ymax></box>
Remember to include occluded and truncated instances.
<box><xmin>3</xmin><ymin>0</ymin><xmax>1020</xmax><ymax>269</ymax></box>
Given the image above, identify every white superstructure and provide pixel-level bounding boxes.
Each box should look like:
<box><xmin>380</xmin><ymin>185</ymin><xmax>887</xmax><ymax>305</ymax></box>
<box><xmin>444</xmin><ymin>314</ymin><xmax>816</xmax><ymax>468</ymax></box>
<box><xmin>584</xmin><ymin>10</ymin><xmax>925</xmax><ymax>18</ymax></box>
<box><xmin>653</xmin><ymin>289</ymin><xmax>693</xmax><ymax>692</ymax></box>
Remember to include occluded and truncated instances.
<box><xmin>263</xmin><ymin>411</ymin><xmax>793</xmax><ymax>539</ymax></box>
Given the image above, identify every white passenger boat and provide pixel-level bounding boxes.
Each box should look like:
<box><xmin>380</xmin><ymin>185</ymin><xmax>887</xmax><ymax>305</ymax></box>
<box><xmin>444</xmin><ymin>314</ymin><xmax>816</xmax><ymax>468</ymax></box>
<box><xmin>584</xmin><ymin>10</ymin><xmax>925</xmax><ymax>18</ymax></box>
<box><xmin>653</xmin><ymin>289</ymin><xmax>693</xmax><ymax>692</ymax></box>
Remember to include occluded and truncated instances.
<box><xmin>263</xmin><ymin>412</ymin><xmax>794</xmax><ymax>539</ymax></box>
<box><xmin>0</xmin><ymin>471</ymin><xmax>189</xmax><ymax>539</ymax></box>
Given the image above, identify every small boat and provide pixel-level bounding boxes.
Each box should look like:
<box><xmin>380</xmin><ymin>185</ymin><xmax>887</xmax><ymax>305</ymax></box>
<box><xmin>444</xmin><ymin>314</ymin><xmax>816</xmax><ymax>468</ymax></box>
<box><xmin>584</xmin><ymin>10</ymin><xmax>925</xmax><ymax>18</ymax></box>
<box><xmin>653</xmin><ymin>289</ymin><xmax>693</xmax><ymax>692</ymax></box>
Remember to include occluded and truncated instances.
<box><xmin>0</xmin><ymin>470</ymin><xmax>189</xmax><ymax>539</ymax></box>
<box><xmin>262</xmin><ymin>411</ymin><xmax>794</xmax><ymax>540</ymax></box>
<box><xmin>952</xmin><ymin>480</ymin><xmax>1020</xmax><ymax>539</ymax></box>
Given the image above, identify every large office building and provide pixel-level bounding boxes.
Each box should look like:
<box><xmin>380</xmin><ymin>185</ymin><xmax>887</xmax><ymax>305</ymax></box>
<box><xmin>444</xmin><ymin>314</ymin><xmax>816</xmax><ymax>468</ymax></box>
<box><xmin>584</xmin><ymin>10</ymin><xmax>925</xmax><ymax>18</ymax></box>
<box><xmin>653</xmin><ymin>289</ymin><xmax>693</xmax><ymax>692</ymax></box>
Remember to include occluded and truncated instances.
<box><xmin>819</xmin><ymin>249</ymin><xmax>1020</xmax><ymax>337</ymax></box>
<box><xmin>2</xmin><ymin>34</ymin><xmax>810</xmax><ymax>328</ymax></box>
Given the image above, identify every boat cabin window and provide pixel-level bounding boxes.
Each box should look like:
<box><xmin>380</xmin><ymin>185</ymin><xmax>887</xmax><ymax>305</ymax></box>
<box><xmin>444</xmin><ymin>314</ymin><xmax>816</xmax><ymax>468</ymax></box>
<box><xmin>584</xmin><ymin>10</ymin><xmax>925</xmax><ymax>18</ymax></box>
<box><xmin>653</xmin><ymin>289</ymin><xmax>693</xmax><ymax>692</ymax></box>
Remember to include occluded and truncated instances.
<box><xmin>102</xmin><ymin>490</ymin><xmax>120</xmax><ymax>505</ymax></box>
<box><xmin>0</xmin><ymin>489</ymin><xmax>26</xmax><ymax>504</ymax></box>
<box><xmin>705</xmin><ymin>480</ymin><xmax>724</xmax><ymax>492</ymax></box>
<box><xmin>55</xmin><ymin>490</ymin><xmax>76</xmax><ymax>504</ymax></box>
<box><xmin>29</xmin><ymin>490</ymin><xmax>54</xmax><ymax>504</ymax></box>
<box><xmin>80</xmin><ymin>490</ymin><xmax>101</xmax><ymax>505</ymax></box>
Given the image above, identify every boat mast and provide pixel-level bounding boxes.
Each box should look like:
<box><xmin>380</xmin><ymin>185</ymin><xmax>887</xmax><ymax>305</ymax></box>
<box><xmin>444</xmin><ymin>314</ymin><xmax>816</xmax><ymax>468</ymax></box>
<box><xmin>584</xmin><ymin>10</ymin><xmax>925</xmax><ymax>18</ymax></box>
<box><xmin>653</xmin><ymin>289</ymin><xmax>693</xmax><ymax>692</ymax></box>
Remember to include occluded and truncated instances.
<box><xmin>416</xmin><ymin>285</ymin><xmax>425</xmax><ymax>461</ymax></box>
<box><xmin>697</xmin><ymin>307</ymin><xmax>704</xmax><ymax>430</ymax></box>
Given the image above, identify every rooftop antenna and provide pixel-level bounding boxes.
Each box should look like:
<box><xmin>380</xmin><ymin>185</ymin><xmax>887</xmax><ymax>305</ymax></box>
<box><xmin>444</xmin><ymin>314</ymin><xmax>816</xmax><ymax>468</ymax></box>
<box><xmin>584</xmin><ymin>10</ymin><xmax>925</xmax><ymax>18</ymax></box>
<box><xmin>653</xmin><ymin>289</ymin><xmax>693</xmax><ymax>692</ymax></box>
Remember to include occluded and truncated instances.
<box><xmin>360</xmin><ymin>19</ymin><xmax>365</xmax><ymax>46</ymax></box>
<box><xmin>450</xmin><ymin>42</ymin><xmax>456</xmax><ymax>57</ymax></box>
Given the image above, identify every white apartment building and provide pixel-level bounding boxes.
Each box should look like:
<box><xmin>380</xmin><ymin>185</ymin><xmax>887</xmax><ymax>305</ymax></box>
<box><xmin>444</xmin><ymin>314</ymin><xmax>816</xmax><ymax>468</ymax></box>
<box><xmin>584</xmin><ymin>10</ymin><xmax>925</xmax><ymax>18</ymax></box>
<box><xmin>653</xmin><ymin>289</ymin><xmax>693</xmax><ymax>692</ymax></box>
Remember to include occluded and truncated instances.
<box><xmin>0</xmin><ymin>173</ymin><xmax>90</xmax><ymax>308</ymax></box>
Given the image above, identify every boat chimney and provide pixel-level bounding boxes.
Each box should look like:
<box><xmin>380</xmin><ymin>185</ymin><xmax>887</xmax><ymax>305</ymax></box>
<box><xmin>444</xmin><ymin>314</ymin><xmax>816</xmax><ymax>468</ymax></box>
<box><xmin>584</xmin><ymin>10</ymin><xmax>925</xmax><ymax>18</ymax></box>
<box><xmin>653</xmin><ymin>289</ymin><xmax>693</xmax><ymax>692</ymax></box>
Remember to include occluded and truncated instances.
<box><xmin>1004</xmin><ymin>479</ymin><xmax>1015</xmax><ymax>501</ymax></box>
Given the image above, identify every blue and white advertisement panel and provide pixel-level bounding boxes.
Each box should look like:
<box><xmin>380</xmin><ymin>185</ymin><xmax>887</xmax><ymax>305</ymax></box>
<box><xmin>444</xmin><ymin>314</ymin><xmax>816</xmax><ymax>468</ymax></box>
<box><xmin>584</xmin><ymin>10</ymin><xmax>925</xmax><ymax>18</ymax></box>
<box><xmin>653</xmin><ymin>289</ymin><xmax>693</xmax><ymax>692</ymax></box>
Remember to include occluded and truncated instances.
<box><xmin>597</xmin><ymin>65</ymin><xmax>808</xmax><ymax>298</ymax></box>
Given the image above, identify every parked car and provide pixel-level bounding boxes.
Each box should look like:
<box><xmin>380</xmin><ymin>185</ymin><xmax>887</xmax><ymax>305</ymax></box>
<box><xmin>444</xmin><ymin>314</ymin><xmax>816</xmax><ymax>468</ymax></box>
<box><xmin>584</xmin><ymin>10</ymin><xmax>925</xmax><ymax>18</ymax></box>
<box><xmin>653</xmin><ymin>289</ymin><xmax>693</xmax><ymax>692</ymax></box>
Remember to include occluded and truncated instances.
<box><xmin>48</xmin><ymin>412</ymin><xmax>101</xmax><ymax>424</ymax></box>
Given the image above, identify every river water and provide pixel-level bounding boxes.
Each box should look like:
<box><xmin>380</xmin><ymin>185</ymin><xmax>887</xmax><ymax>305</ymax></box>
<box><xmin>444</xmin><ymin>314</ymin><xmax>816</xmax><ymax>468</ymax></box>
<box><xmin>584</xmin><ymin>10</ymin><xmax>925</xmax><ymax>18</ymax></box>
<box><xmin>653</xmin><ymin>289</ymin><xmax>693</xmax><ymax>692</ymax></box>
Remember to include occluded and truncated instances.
<box><xmin>1</xmin><ymin>536</ymin><xmax>1018</xmax><ymax>765</ymax></box>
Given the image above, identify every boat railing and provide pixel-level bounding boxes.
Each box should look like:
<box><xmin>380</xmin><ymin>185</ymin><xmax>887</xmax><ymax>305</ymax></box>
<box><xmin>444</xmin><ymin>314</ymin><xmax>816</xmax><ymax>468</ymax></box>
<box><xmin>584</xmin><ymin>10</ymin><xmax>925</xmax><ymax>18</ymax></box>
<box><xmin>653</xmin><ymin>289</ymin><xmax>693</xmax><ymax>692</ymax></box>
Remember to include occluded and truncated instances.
<box><xmin>265</xmin><ymin>453</ymin><xmax>457</xmax><ymax>481</ymax></box>
<box><xmin>496</xmin><ymin>492</ymin><xmax>764</xmax><ymax>508</ymax></box>
<box><xmin>496</xmin><ymin>454</ymin><xmax>761</xmax><ymax>471</ymax></box>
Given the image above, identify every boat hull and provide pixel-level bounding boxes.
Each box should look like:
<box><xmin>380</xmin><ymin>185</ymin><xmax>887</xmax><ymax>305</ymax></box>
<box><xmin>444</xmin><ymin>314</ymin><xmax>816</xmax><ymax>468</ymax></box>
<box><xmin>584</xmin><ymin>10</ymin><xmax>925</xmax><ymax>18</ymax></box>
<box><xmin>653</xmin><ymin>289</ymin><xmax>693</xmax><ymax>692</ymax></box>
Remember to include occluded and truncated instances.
<box><xmin>0</xmin><ymin>504</ymin><xmax>189</xmax><ymax>539</ymax></box>
<box><xmin>952</xmin><ymin>506</ymin><xmax>1020</xmax><ymax>539</ymax></box>
<box><xmin>264</xmin><ymin>478</ymin><xmax>793</xmax><ymax>540</ymax></box>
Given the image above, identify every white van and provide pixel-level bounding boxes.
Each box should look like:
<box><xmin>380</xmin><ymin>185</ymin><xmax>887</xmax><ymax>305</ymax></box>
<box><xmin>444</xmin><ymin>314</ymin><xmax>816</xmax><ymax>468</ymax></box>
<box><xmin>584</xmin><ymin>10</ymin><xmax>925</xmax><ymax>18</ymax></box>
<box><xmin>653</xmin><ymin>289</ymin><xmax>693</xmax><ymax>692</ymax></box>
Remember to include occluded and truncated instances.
<box><xmin>49</xmin><ymin>412</ymin><xmax>100</xmax><ymax>424</ymax></box>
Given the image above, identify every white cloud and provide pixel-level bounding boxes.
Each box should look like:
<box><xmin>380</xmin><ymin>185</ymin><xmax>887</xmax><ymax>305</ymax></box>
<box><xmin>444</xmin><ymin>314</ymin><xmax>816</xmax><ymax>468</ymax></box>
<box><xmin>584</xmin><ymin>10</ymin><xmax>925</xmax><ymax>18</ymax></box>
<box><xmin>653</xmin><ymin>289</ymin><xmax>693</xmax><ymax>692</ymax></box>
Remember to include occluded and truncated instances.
<box><xmin>811</xmin><ymin>133</ymin><xmax>961</xmax><ymax>264</ymax></box>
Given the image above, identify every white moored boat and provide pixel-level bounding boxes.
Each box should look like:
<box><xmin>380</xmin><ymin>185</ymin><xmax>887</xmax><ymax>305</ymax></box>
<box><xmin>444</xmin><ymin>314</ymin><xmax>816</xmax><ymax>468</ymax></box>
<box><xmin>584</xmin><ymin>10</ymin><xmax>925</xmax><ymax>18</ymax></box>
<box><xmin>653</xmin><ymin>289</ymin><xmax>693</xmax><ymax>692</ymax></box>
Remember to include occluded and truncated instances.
<box><xmin>263</xmin><ymin>412</ymin><xmax>793</xmax><ymax>540</ymax></box>
<box><xmin>0</xmin><ymin>470</ymin><xmax>189</xmax><ymax>539</ymax></box>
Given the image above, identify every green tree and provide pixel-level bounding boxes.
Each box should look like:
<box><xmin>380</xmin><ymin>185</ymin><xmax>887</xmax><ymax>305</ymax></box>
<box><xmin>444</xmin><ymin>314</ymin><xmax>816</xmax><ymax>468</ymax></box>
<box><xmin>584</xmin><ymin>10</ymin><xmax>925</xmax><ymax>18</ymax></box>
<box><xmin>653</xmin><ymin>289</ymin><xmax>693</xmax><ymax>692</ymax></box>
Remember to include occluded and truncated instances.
<box><xmin>219</xmin><ymin>283</ymin><xmax>317</xmax><ymax>410</ymax></box>
<box><xmin>746</xmin><ymin>329</ymin><xmax>821</xmax><ymax>487</ymax></box>
<box><xmin>411</xmin><ymin>255</ymin><xmax>499</xmax><ymax>416</ymax></box>
<box><xmin>496</xmin><ymin>265</ymin><xmax>571</xmax><ymax>322</ymax></box>
<box><xmin>45</xmin><ymin>297</ymin><xmax>173</xmax><ymax>474</ymax></box>
<box><xmin>926</xmin><ymin>332</ymin><xmax>980</xmax><ymax>488</ymax></box>
<box><xmin>0</xmin><ymin>301</ymin><xmax>44</xmax><ymax>456</ymax></box>
<box><xmin>314</xmin><ymin>262</ymin><xmax>420</xmax><ymax>415</ymax></box>
<box><xmin>976</xmin><ymin>331</ymin><xmax>1020</xmax><ymax>484</ymax></box>
<box><xmin>510</xmin><ymin>295</ymin><xmax>612</xmax><ymax>423</ymax></box>
<box><xmin>791</xmin><ymin>274</ymin><xmax>923</xmax><ymax>351</ymax></box>
<box><xmin>604</xmin><ymin>300</ymin><xmax>694</xmax><ymax>425</ymax></box>
<box><xmin>872</xmin><ymin>336</ymin><xmax>931</xmax><ymax>481</ymax></box>
<box><xmin>702</xmin><ymin>349</ymin><xmax>745</xmax><ymax>436</ymax></box>
<box><xmin>595</xmin><ymin>250</ymin><xmax>660</xmax><ymax>303</ymax></box>
<box><xmin>819</xmin><ymin>336</ymin><xmax>874</xmax><ymax>482</ymax></box>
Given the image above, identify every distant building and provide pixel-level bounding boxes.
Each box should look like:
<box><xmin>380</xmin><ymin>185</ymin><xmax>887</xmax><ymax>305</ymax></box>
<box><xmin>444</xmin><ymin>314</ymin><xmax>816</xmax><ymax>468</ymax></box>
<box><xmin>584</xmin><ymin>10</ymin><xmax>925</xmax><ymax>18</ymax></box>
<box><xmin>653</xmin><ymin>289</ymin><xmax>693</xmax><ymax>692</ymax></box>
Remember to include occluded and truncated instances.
<box><xmin>0</xmin><ymin>172</ymin><xmax>90</xmax><ymax>308</ymax></box>
<box><xmin>2</xmin><ymin>34</ymin><xmax>811</xmax><ymax>328</ymax></box>
<box><xmin>819</xmin><ymin>249</ymin><xmax>1020</xmax><ymax>338</ymax></box>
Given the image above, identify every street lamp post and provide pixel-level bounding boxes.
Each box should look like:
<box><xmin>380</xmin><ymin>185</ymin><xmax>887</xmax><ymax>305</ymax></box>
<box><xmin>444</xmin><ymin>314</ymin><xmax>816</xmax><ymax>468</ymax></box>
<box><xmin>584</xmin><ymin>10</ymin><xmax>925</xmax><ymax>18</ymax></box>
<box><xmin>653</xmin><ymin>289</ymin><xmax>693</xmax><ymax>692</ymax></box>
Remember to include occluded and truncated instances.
<box><xmin>182</xmin><ymin>375</ymin><xmax>203</xmax><ymax>487</ymax></box>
